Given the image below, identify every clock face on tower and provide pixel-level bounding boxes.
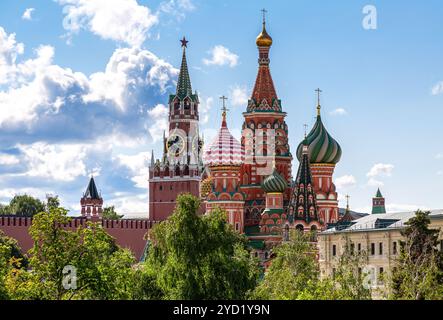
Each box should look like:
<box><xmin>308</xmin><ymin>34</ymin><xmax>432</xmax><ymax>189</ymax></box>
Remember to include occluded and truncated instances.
<box><xmin>166</xmin><ymin>134</ymin><xmax>185</xmax><ymax>157</ymax></box>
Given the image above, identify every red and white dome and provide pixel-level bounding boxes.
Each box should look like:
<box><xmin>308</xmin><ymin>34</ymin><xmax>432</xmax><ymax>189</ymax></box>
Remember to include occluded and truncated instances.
<box><xmin>204</xmin><ymin>116</ymin><xmax>244</xmax><ymax>166</ymax></box>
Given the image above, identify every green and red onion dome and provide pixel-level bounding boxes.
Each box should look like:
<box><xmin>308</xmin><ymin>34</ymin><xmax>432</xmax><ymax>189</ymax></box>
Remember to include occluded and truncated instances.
<box><xmin>296</xmin><ymin>115</ymin><xmax>342</xmax><ymax>164</ymax></box>
<box><xmin>262</xmin><ymin>168</ymin><xmax>287</xmax><ymax>193</ymax></box>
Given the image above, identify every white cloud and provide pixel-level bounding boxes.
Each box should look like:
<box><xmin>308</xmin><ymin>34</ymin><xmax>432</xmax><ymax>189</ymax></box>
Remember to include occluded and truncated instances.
<box><xmin>386</xmin><ymin>203</ymin><xmax>430</xmax><ymax>213</ymax></box>
<box><xmin>57</xmin><ymin>0</ymin><xmax>158</xmax><ymax>47</ymax></box>
<box><xmin>107</xmin><ymin>193</ymin><xmax>148</xmax><ymax>216</ymax></box>
<box><xmin>19</xmin><ymin>142</ymin><xmax>88</xmax><ymax>182</ymax></box>
<box><xmin>0</xmin><ymin>187</ymin><xmax>54</xmax><ymax>203</ymax></box>
<box><xmin>0</xmin><ymin>154</ymin><xmax>19</xmax><ymax>165</ymax></box>
<box><xmin>199</xmin><ymin>96</ymin><xmax>213</xmax><ymax>124</ymax></box>
<box><xmin>230</xmin><ymin>85</ymin><xmax>248</xmax><ymax>107</ymax></box>
<box><xmin>367</xmin><ymin>178</ymin><xmax>384</xmax><ymax>187</ymax></box>
<box><xmin>335</xmin><ymin>175</ymin><xmax>357</xmax><ymax>189</ymax></box>
<box><xmin>431</xmin><ymin>81</ymin><xmax>443</xmax><ymax>95</ymax></box>
<box><xmin>85</xmin><ymin>47</ymin><xmax>178</xmax><ymax>111</ymax></box>
<box><xmin>366</xmin><ymin>163</ymin><xmax>394</xmax><ymax>178</ymax></box>
<box><xmin>436</xmin><ymin>153</ymin><xmax>443</xmax><ymax>159</ymax></box>
<box><xmin>158</xmin><ymin>0</ymin><xmax>195</xmax><ymax>21</ymax></box>
<box><xmin>329</xmin><ymin>108</ymin><xmax>347</xmax><ymax>116</ymax></box>
<box><xmin>116</xmin><ymin>151</ymin><xmax>150</xmax><ymax>189</ymax></box>
<box><xmin>147</xmin><ymin>104</ymin><xmax>169</xmax><ymax>142</ymax></box>
<box><xmin>0</xmin><ymin>27</ymin><xmax>25</xmax><ymax>84</ymax></box>
<box><xmin>437</xmin><ymin>170</ymin><xmax>443</xmax><ymax>176</ymax></box>
<box><xmin>22</xmin><ymin>8</ymin><xmax>35</xmax><ymax>21</ymax></box>
<box><xmin>203</xmin><ymin>45</ymin><xmax>239</xmax><ymax>68</ymax></box>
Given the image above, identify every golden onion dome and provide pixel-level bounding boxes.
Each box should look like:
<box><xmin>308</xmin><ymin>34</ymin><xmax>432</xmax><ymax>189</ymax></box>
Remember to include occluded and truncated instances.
<box><xmin>200</xmin><ymin>176</ymin><xmax>213</xmax><ymax>199</ymax></box>
<box><xmin>256</xmin><ymin>23</ymin><xmax>273</xmax><ymax>47</ymax></box>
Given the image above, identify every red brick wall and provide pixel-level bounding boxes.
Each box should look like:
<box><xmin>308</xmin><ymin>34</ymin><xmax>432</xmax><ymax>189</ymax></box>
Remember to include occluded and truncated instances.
<box><xmin>0</xmin><ymin>216</ymin><xmax>158</xmax><ymax>261</ymax></box>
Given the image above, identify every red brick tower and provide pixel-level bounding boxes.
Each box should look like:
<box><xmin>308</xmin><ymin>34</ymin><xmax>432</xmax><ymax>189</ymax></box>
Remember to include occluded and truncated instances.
<box><xmin>204</xmin><ymin>97</ymin><xmax>245</xmax><ymax>232</ymax></box>
<box><xmin>81</xmin><ymin>176</ymin><xmax>103</xmax><ymax>220</ymax></box>
<box><xmin>240</xmin><ymin>14</ymin><xmax>292</xmax><ymax>228</ymax></box>
<box><xmin>148</xmin><ymin>37</ymin><xmax>203</xmax><ymax>221</ymax></box>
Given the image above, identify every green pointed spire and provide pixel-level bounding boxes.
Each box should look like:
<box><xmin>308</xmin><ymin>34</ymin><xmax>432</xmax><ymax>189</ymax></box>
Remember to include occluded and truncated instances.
<box><xmin>375</xmin><ymin>188</ymin><xmax>383</xmax><ymax>198</ymax></box>
<box><xmin>176</xmin><ymin>37</ymin><xmax>192</xmax><ymax>98</ymax></box>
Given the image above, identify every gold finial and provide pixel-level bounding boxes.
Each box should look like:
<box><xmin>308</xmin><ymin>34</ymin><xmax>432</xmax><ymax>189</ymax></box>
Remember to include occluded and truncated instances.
<box><xmin>271</xmin><ymin>158</ymin><xmax>276</xmax><ymax>170</ymax></box>
<box><xmin>303</xmin><ymin>124</ymin><xmax>308</xmax><ymax>138</ymax></box>
<box><xmin>256</xmin><ymin>9</ymin><xmax>272</xmax><ymax>47</ymax></box>
<box><xmin>220</xmin><ymin>95</ymin><xmax>229</xmax><ymax>124</ymax></box>
<box><xmin>261</xmin><ymin>8</ymin><xmax>267</xmax><ymax>25</ymax></box>
<box><xmin>315</xmin><ymin>88</ymin><xmax>322</xmax><ymax>116</ymax></box>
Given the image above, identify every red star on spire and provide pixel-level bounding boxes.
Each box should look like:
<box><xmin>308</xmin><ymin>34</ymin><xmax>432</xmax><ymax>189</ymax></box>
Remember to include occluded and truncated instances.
<box><xmin>180</xmin><ymin>36</ymin><xmax>188</xmax><ymax>48</ymax></box>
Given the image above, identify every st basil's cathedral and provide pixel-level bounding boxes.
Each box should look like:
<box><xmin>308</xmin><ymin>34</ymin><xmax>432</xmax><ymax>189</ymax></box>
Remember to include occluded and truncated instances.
<box><xmin>148</xmin><ymin>16</ymin><xmax>343</xmax><ymax>254</ymax></box>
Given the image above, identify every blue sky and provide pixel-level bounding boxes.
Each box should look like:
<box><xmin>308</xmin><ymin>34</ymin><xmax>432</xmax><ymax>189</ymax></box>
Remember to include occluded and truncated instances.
<box><xmin>0</xmin><ymin>0</ymin><xmax>442</xmax><ymax>216</ymax></box>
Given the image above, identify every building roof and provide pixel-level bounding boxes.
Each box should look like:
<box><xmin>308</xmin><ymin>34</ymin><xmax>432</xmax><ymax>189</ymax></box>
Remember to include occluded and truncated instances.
<box><xmin>83</xmin><ymin>177</ymin><xmax>101</xmax><ymax>200</ymax></box>
<box><xmin>288</xmin><ymin>141</ymin><xmax>319</xmax><ymax>223</ymax></box>
<box><xmin>321</xmin><ymin>209</ymin><xmax>443</xmax><ymax>234</ymax></box>
<box><xmin>204</xmin><ymin>113</ymin><xmax>244</xmax><ymax>166</ymax></box>
<box><xmin>375</xmin><ymin>188</ymin><xmax>383</xmax><ymax>198</ymax></box>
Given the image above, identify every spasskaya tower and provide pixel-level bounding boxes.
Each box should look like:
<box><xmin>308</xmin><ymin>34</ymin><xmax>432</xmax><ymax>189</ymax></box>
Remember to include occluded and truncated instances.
<box><xmin>148</xmin><ymin>37</ymin><xmax>204</xmax><ymax>221</ymax></box>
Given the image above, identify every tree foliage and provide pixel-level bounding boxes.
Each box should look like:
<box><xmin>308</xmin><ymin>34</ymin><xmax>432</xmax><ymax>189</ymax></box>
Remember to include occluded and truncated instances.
<box><xmin>0</xmin><ymin>194</ymin><xmax>45</xmax><ymax>217</ymax></box>
<box><xmin>102</xmin><ymin>206</ymin><xmax>123</xmax><ymax>220</ymax></box>
<box><xmin>389</xmin><ymin>210</ymin><xmax>443</xmax><ymax>300</ymax></box>
<box><xmin>5</xmin><ymin>207</ymin><xmax>139</xmax><ymax>300</ymax></box>
<box><xmin>145</xmin><ymin>194</ymin><xmax>259</xmax><ymax>300</ymax></box>
<box><xmin>252</xmin><ymin>232</ymin><xmax>371</xmax><ymax>300</ymax></box>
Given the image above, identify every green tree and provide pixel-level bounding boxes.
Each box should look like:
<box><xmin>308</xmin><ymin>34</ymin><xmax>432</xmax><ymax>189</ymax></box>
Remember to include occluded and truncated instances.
<box><xmin>252</xmin><ymin>231</ymin><xmax>320</xmax><ymax>299</ymax></box>
<box><xmin>390</xmin><ymin>210</ymin><xmax>443</xmax><ymax>300</ymax></box>
<box><xmin>326</xmin><ymin>239</ymin><xmax>371</xmax><ymax>300</ymax></box>
<box><xmin>145</xmin><ymin>194</ymin><xmax>259</xmax><ymax>300</ymax></box>
<box><xmin>45</xmin><ymin>195</ymin><xmax>60</xmax><ymax>212</ymax></box>
<box><xmin>5</xmin><ymin>207</ymin><xmax>139</xmax><ymax>300</ymax></box>
<box><xmin>253</xmin><ymin>232</ymin><xmax>371</xmax><ymax>300</ymax></box>
<box><xmin>102</xmin><ymin>206</ymin><xmax>123</xmax><ymax>220</ymax></box>
<box><xmin>0</xmin><ymin>194</ymin><xmax>45</xmax><ymax>217</ymax></box>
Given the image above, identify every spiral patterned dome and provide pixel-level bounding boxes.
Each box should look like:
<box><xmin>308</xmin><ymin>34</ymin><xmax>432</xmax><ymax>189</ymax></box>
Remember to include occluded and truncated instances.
<box><xmin>296</xmin><ymin>115</ymin><xmax>342</xmax><ymax>164</ymax></box>
<box><xmin>262</xmin><ymin>168</ymin><xmax>287</xmax><ymax>193</ymax></box>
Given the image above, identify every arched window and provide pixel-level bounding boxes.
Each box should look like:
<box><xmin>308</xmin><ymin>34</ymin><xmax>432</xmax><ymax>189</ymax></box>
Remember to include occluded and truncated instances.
<box><xmin>299</xmin><ymin>195</ymin><xmax>304</xmax><ymax>204</ymax></box>
<box><xmin>175</xmin><ymin>165</ymin><xmax>180</xmax><ymax>176</ymax></box>
<box><xmin>296</xmin><ymin>224</ymin><xmax>304</xmax><ymax>233</ymax></box>
<box><xmin>184</xmin><ymin>99</ymin><xmax>191</xmax><ymax>111</ymax></box>
<box><xmin>183</xmin><ymin>165</ymin><xmax>189</xmax><ymax>176</ymax></box>
<box><xmin>243</xmin><ymin>173</ymin><xmax>249</xmax><ymax>185</ymax></box>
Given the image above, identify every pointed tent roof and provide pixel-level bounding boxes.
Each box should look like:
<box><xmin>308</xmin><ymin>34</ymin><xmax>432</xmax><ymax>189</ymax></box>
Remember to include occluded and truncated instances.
<box><xmin>288</xmin><ymin>139</ymin><xmax>319</xmax><ymax>222</ymax></box>
<box><xmin>375</xmin><ymin>188</ymin><xmax>383</xmax><ymax>198</ymax></box>
<box><xmin>204</xmin><ymin>110</ymin><xmax>244</xmax><ymax>166</ymax></box>
<box><xmin>176</xmin><ymin>37</ymin><xmax>192</xmax><ymax>99</ymax></box>
<box><xmin>84</xmin><ymin>176</ymin><xmax>101</xmax><ymax>200</ymax></box>
<box><xmin>248</xmin><ymin>19</ymin><xmax>280</xmax><ymax>112</ymax></box>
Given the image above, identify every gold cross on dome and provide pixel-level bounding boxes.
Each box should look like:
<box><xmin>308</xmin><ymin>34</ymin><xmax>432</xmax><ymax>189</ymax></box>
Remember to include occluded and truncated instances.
<box><xmin>261</xmin><ymin>8</ymin><xmax>267</xmax><ymax>24</ymax></box>
<box><xmin>303</xmin><ymin>124</ymin><xmax>308</xmax><ymax>138</ymax></box>
<box><xmin>220</xmin><ymin>95</ymin><xmax>229</xmax><ymax>115</ymax></box>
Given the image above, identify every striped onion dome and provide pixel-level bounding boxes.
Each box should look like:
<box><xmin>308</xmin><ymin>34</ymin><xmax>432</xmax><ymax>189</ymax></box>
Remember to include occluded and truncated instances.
<box><xmin>204</xmin><ymin>114</ymin><xmax>244</xmax><ymax>166</ymax></box>
<box><xmin>296</xmin><ymin>114</ymin><xmax>342</xmax><ymax>165</ymax></box>
<box><xmin>262</xmin><ymin>168</ymin><xmax>287</xmax><ymax>193</ymax></box>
